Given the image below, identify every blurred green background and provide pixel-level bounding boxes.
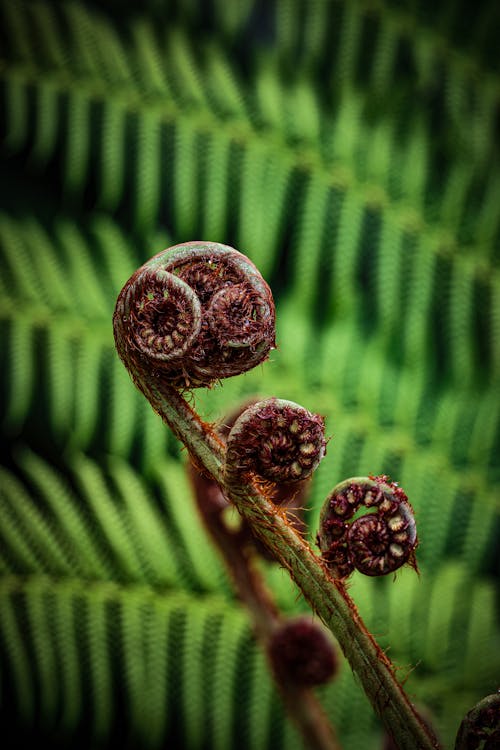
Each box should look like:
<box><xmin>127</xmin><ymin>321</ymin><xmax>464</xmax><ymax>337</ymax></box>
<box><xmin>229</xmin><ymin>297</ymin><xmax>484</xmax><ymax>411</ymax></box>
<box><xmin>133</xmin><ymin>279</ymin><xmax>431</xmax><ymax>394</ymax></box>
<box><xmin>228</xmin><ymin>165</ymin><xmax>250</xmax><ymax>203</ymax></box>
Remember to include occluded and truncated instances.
<box><xmin>0</xmin><ymin>0</ymin><xmax>499</xmax><ymax>748</ymax></box>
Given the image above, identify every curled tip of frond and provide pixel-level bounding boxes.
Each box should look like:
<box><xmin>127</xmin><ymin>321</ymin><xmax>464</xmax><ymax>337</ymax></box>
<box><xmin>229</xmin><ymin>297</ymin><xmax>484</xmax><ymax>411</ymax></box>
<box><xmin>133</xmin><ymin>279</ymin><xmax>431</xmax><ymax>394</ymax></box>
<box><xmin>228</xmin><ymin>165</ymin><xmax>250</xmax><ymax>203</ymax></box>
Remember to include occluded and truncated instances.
<box><xmin>113</xmin><ymin>241</ymin><xmax>276</xmax><ymax>390</ymax></box>
<box><xmin>317</xmin><ymin>475</ymin><xmax>418</xmax><ymax>579</ymax></box>
<box><xmin>224</xmin><ymin>397</ymin><xmax>326</xmax><ymax>486</ymax></box>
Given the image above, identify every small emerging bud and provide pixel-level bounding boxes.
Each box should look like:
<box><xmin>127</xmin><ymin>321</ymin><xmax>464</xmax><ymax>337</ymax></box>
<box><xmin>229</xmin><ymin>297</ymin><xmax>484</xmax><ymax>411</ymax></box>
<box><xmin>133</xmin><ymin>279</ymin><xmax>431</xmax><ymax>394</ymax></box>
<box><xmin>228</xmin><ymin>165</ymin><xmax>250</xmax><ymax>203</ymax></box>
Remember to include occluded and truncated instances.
<box><xmin>268</xmin><ymin>617</ymin><xmax>338</xmax><ymax>686</ymax></box>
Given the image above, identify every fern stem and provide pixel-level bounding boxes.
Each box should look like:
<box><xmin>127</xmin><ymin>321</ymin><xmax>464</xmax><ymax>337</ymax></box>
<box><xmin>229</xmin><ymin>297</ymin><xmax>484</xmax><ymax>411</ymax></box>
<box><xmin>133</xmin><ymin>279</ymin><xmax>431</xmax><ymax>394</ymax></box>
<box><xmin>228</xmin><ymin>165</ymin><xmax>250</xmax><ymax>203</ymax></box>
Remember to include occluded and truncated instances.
<box><xmin>223</xmin><ymin>481</ymin><xmax>439</xmax><ymax>750</ymax></box>
<box><xmin>143</xmin><ymin>377</ymin><xmax>225</xmax><ymax>478</ymax></box>
<box><xmin>189</xmin><ymin>462</ymin><xmax>342</xmax><ymax>750</ymax></box>
<box><xmin>134</xmin><ymin>374</ymin><xmax>440</xmax><ymax>750</ymax></box>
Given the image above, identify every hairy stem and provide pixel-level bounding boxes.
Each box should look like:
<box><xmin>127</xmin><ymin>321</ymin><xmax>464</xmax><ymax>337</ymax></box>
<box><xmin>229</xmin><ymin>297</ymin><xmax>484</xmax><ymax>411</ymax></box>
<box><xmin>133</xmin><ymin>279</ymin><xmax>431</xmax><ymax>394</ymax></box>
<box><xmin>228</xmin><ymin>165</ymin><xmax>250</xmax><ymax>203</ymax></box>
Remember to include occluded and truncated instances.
<box><xmin>224</xmin><ymin>476</ymin><xmax>439</xmax><ymax>750</ymax></box>
<box><xmin>141</xmin><ymin>374</ymin><xmax>225</xmax><ymax>476</ymax></box>
<box><xmin>142</xmin><ymin>381</ymin><xmax>440</xmax><ymax>750</ymax></box>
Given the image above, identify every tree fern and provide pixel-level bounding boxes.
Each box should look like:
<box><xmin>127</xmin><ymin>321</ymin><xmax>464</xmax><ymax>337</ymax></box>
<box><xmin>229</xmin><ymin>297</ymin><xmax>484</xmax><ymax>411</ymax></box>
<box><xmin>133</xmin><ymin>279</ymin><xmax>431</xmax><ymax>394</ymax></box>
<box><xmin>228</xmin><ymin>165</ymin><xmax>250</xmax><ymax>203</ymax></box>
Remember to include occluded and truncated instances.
<box><xmin>1</xmin><ymin>0</ymin><xmax>499</xmax><ymax>748</ymax></box>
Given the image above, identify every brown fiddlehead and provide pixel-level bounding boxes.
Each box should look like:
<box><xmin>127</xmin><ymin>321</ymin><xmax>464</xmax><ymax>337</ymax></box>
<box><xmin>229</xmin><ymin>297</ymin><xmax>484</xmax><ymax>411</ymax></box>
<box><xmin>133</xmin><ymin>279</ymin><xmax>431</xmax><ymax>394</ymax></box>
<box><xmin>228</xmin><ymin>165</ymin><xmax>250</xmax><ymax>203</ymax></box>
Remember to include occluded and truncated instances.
<box><xmin>224</xmin><ymin>397</ymin><xmax>326</xmax><ymax>486</ymax></box>
<box><xmin>113</xmin><ymin>241</ymin><xmax>275</xmax><ymax>474</ymax></box>
<box><xmin>113</xmin><ymin>241</ymin><xmax>275</xmax><ymax>390</ymax></box>
<box><xmin>268</xmin><ymin>617</ymin><xmax>338</xmax><ymax>687</ymax></box>
<box><xmin>317</xmin><ymin>475</ymin><xmax>418</xmax><ymax>579</ymax></box>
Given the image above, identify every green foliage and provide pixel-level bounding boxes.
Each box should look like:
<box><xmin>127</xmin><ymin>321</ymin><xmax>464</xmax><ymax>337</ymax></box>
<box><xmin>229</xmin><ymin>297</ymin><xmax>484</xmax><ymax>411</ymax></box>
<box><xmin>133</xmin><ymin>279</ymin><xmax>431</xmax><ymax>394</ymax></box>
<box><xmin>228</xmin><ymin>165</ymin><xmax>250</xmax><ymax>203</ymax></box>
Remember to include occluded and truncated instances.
<box><xmin>0</xmin><ymin>1</ymin><xmax>499</xmax><ymax>748</ymax></box>
<box><xmin>1</xmin><ymin>453</ymin><xmax>498</xmax><ymax>748</ymax></box>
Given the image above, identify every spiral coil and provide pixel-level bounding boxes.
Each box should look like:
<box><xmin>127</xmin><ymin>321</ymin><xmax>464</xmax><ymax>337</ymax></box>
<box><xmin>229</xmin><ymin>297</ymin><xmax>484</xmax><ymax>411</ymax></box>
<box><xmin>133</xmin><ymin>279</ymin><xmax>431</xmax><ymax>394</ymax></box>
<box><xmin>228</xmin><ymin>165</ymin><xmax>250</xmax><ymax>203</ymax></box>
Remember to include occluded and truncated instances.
<box><xmin>113</xmin><ymin>242</ymin><xmax>276</xmax><ymax>389</ymax></box>
<box><xmin>224</xmin><ymin>398</ymin><xmax>326</xmax><ymax>486</ymax></box>
<box><xmin>317</xmin><ymin>475</ymin><xmax>418</xmax><ymax>578</ymax></box>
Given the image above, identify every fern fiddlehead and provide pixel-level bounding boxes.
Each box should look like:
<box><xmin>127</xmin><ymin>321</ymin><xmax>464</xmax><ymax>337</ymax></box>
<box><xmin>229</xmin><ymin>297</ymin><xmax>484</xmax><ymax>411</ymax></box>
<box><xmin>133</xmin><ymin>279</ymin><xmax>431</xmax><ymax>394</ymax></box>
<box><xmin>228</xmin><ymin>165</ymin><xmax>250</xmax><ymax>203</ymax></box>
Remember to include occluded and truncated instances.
<box><xmin>113</xmin><ymin>241</ymin><xmax>275</xmax><ymax>390</ymax></box>
<box><xmin>317</xmin><ymin>475</ymin><xmax>418</xmax><ymax>578</ymax></box>
<box><xmin>113</xmin><ymin>241</ymin><xmax>276</xmax><ymax>475</ymax></box>
<box><xmin>114</xmin><ymin>242</ymin><xmax>440</xmax><ymax>750</ymax></box>
<box><xmin>115</xmin><ymin>244</ymin><xmax>341</xmax><ymax>748</ymax></box>
<box><xmin>224</xmin><ymin>397</ymin><xmax>326</xmax><ymax>484</ymax></box>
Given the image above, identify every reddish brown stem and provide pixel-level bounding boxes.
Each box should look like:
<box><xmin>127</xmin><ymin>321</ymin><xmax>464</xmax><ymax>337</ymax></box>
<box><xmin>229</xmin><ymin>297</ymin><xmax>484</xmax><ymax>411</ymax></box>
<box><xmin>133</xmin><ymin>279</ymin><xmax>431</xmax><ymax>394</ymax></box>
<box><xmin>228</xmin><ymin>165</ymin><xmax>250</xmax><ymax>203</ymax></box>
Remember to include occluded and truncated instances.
<box><xmin>189</xmin><ymin>465</ymin><xmax>342</xmax><ymax>750</ymax></box>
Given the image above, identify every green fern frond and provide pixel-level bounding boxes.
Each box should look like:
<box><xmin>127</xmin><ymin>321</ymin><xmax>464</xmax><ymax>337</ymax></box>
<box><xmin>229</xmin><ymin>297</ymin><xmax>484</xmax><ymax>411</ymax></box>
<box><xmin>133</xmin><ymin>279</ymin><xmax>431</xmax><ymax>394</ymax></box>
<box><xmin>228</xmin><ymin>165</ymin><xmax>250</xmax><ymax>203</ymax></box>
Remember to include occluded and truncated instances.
<box><xmin>4</xmin><ymin>209</ymin><xmax>496</xmax><ymax>482</ymax></box>
<box><xmin>0</xmin><ymin>449</ymin><xmax>227</xmax><ymax>592</ymax></box>
<box><xmin>0</xmin><ymin>577</ymin><xmax>255</xmax><ymax>749</ymax></box>
<box><xmin>1</xmin><ymin>207</ymin><xmax>497</xmax><ymax>583</ymax></box>
<box><xmin>2</xmin><ymin>1</ymin><xmax>500</xmax><ymax>253</ymax></box>
<box><xmin>1</xmin><ymin>557</ymin><xmax>497</xmax><ymax>749</ymax></box>
<box><xmin>0</xmin><ymin>213</ymin><xmax>176</xmax><ymax>460</ymax></box>
<box><xmin>1</xmin><ymin>447</ymin><xmax>497</xmax><ymax>748</ymax></box>
<box><xmin>2</xmin><ymin>7</ymin><xmax>500</xmax><ymax>411</ymax></box>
